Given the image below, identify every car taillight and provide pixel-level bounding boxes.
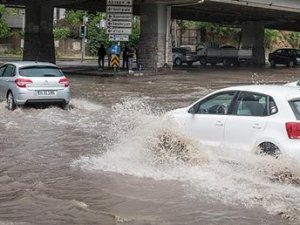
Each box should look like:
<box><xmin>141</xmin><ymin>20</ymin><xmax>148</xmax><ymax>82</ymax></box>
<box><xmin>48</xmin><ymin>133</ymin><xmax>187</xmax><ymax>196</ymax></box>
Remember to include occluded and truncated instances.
<box><xmin>15</xmin><ymin>78</ymin><xmax>33</xmax><ymax>88</ymax></box>
<box><xmin>59</xmin><ymin>77</ymin><xmax>69</xmax><ymax>87</ymax></box>
<box><xmin>286</xmin><ymin>122</ymin><xmax>300</xmax><ymax>139</ymax></box>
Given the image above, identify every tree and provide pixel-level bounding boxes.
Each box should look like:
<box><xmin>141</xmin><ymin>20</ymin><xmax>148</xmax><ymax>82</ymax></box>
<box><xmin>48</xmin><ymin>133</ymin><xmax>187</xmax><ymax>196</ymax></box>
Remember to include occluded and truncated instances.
<box><xmin>0</xmin><ymin>5</ymin><xmax>10</xmax><ymax>38</ymax></box>
<box><xmin>86</xmin><ymin>12</ymin><xmax>108</xmax><ymax>55</ymax></box>
<box><xmin>264</xmin><ymin>29</ymin><xmax>279</xmax><ymax>50</ymax></box>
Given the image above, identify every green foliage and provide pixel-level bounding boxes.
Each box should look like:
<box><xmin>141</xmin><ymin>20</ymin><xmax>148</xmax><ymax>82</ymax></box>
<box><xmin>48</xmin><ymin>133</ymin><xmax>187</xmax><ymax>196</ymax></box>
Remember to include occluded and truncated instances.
<box><xmin>86</xmin><ymin>13</ymin><xmax>108</xmax><ymax>55</ymax></box>
<box><xmin>55</xmin><ymin>10</ymin><xmax>83</xmax><ymax>38</ymax></box>
<box><xmin>286</xmin><ymin>32</ymin><xmax>300</xmax><ymax>48</ymax></box>
<box><xmin>54</xmin><ymin>9</ymin><xmax>140</xmax><ymax>54</ymax></box>
<box><xmin>4</xmin><ymin>47</ymin><xmax>23</xmax><ymax>55</ymax></box>
<box><xmin>129</xmin><ymin>17</ymin><xmax>140</xmax><ymax>46</ymax></box>
<box><xmin>265</xmin><ymin>29</ymin><xmax>279</xmax><ymax>49</ymax></box>
<box><xmin>177</xmin><ymin>20</ymin><xmax>196</xmax><ymax>31</ymax></box>
<box><xmin>0</xmin><ymin>5</ymin><xmax>10</xmax><ymax>38</ymax></box>
<box><xmin>53</xmin><ymin>27</ymin><xmax>71</xmax><ymax>39</ymax></box>
<box><xmin>64</xmin><ymin>10</ymin><xmax>85</xmax><ymax>26</ymax></box>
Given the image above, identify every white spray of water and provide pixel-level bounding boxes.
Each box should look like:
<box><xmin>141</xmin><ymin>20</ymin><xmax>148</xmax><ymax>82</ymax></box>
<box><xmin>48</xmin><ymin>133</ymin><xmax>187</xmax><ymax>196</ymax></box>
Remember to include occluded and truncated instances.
<box><xmin>73</xmin><ymin>98</ymin><xmax>300</xmax><ymax>223</ymax></box>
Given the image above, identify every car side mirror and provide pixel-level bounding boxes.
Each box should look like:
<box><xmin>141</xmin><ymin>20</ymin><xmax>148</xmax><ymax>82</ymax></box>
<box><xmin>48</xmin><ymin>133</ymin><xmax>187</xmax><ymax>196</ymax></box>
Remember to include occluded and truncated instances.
<box><xmin>188</xmin><ymin>106</ymin><xmax>196</xmax><ymax>114</ymax></box>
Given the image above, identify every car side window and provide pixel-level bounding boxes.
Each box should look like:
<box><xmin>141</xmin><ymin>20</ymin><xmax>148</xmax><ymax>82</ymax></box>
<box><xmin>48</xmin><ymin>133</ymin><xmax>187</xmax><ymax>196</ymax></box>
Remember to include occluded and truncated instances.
<box><xmin>3</xmin><ymin>65</ymin><xmax>16</xmax><ymax>77</ymax></box>
<box><xmin>235</xmin><ymin>92</ymin><xmax>268</xmax><ymax>116</ymax></box>
<box><xmin>189</xmin><ymin>91</ymin><xmax>236</xmax><ymax>115</ymax></box>
<box><xmin>0</xmin><ymin>65</ymin><xmax>7</xmax><ymax>76</ymax></box>
<box><xmin>269</xmin><ymin>97</ymin><xmax>278</xmax><ymax>115</ymax></box>
<box><xmin>275</xmin><ymin>50</ymin><xmax>282</xmax><ymax>55</ymax></box>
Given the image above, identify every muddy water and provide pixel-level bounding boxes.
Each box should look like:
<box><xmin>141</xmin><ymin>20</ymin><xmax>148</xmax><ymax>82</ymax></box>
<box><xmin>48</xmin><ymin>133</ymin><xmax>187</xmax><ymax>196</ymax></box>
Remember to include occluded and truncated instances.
<box><xmin>0</xmin><ymin>67</ymin><xmax>300</xmax><ymax>225</ymax></box>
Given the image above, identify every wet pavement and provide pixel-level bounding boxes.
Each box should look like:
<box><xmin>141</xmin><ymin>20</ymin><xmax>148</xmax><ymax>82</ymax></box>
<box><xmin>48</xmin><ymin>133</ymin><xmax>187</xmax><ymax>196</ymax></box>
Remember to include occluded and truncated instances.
<box><xmin>1</xmin><ymin>61</ymin><xmax>300</xmax><ymax>225</ymax></box>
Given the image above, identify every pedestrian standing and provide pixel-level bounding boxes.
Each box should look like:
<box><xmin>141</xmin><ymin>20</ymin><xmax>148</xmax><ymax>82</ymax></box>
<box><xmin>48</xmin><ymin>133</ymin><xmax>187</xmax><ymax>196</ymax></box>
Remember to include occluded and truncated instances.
<box><xmin>98</xmin><ymin>44</ymin><xmax>106</xmax><ymax>70</ymax></box>
<box><xmin>122</xmin><ymin>46</ymin><xmax>129</xmax><ymax>70</ymax></box>
<box><xmin>107</xmin><ymin>44</ymin><xmax>112</xmax><ymax>69</ymax></box>
<box><xmin>128</xmin><ymin>46</ymin><xmax>135</xmax><ymax>71</ymax></box>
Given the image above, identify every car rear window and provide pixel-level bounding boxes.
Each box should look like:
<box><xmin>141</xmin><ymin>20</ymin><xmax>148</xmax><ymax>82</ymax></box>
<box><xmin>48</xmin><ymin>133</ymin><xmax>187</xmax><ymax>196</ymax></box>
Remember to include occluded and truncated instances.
<box><xmin>19</xmin><ymin>66</ymin><xmax>63</xmax><ymax>77</ymax></box>
<box><xmin>289</xmin><ymin>100</ymin><xmax>300</xmax><ymax>120</ymax></box>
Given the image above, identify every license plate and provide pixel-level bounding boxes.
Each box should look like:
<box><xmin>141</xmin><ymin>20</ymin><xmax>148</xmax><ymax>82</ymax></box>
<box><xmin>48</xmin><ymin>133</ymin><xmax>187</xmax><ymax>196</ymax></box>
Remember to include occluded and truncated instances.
<box><xmin>37</xmin><ymin>90</ymin><xmax>56</xmax><ymax>96</ymax></box>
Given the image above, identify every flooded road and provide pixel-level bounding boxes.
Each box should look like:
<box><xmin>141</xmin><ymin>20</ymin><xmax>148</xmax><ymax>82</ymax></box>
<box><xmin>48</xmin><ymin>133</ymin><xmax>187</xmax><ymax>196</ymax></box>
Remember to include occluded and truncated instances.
<box><xmin>1</xmin><ymin>67</ymin><xmax>300</xmax><ymax>225</ymax></box>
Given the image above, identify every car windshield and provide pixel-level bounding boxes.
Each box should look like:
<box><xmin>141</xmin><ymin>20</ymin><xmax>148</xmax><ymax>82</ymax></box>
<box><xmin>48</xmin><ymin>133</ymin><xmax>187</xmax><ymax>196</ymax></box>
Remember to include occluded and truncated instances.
<box><xmin>19</xmin><ymin>66</ymin><xmax>63</xmax><ymax>77</ymax></box>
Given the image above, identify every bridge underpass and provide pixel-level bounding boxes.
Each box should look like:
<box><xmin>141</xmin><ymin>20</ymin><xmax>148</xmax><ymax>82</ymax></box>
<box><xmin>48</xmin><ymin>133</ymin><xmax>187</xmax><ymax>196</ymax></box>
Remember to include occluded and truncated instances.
<box><xmin>2</xmin><ymin>0</ymin><xmax>300</xmax><ymax>70</ymax></box>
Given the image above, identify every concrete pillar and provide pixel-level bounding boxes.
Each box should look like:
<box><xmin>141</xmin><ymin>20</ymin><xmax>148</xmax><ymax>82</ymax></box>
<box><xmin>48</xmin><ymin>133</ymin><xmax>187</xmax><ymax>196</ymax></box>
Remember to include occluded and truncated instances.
<box><xmin>241</xmin><ymin>22</ymin><xmax>265</xmax><ymax>65</ymax></box>
<box><xmin>138</xmin><ymin>3</ymin><xmax>173</xmax><ymax>71</ymax></box>
<box><xmin>23</xmin><ymin>0</ymin><xmax>55</xmax><ymax>64</ymax></box>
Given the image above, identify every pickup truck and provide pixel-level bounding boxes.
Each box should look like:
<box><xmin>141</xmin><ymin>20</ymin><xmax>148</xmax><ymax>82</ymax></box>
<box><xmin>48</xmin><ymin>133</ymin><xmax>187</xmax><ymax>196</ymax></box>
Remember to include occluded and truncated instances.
<box><xmin>197</xmin><ymin>43</ymin><xmax>253</xmax><ymax>66</ymax></box>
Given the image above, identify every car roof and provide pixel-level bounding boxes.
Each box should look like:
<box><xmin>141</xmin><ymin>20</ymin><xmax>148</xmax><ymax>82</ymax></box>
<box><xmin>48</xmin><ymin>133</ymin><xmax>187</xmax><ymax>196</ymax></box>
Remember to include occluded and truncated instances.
<box><xmin>220</xmin><ymin>85</ymin><xmax>300</xmax><ymax>100</ymax></box>
<box><xmin>4</xmin><ymin>61</ymin><xmax>58</xmax><ymax>68</ymax></box>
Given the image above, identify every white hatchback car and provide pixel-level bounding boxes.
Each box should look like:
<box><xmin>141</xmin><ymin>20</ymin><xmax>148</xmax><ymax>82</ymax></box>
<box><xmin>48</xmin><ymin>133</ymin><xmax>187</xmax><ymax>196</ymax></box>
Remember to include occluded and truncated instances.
<box><xmin>0</xmin><ymin>61</ymin><xmax>70</xmax><ymax>110</ymax></box>
<box><xmin>169</xmin><ymin>85</ymin><xmax>300</xmax><ymax>161</ymax></box>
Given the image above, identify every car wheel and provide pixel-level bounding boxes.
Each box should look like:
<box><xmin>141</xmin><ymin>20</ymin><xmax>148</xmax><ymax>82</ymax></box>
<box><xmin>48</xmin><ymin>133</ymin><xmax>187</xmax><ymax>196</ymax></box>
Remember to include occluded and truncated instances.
<box><xmin>270</xmin><ymin>60</ymin><xmax>276</xmax><ymax>67</ymax></box>
<box><xmin>187</xmin><ymin>62</ymin><xmax>193</xmax><ymax>67</ymax></box>
<box><xmin>199</xmin><ymin>58</ymin><xmax>207</xmax><ymax>66</ymax></box>
<box><xmin>223</xmin><ymin>59</ymin><xmax>229</xmax><ymax>67</ymax></box>
<box><xmin>257</xmin><ymin>142</ymin><xmax>280</xmax><ymax>157</ymax></box>
<box><xmin>7</xmin><ymin>91</ymin><xmax>16</xmax><ymax>111</ymax></box>
<box><xmin>174</xmin><ymin>58</ymin><xmax>182</xmax><ymax>66</ymax></box>
<box><xmin>288</xmin><ymin>60</ymin><xmax>295</xmax><ymax>67</ymax></box>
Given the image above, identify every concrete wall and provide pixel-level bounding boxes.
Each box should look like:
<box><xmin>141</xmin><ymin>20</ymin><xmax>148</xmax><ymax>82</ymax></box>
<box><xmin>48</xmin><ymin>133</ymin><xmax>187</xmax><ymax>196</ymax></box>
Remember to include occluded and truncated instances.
<box><xmin>54</xmin><ymin>39</ymin><xmax>82</xmax><ymax>56</ymax></box>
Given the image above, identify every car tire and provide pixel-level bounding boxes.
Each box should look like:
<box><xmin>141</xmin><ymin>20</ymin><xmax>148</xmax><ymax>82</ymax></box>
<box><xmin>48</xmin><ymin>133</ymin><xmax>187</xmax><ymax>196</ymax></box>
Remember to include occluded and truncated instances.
<box><xmin>288</xmin><ymin>60</ymin><xmax>295</xmax><ymax>68</ymax></box>
<box><xmin>270</xmin><ymin>60</ymin><xmax>276</xmax><ymax>67</ymax></box>
<box><xmin>7</xmin><ymin>91</ymin><xmax>16</xmax><ymax>111</ymax></box>
<box><xmin>223</xmin><ymin>59</ymin><xmax>232</xmax><ymax>67</ymax></box>
<box><xmin>257</xmin><ymin>142</ymin><xmax>280</xmax><ymax>158</ymax></box>
<box><xmin>174</xmin><ymin>58</ymin><xmax>182</xmax><ymax>66</ymax></box>
<box><xmin>199</xmin><ymin>58</ymin><xmax>207</xmax><ymax>66</ymax></box>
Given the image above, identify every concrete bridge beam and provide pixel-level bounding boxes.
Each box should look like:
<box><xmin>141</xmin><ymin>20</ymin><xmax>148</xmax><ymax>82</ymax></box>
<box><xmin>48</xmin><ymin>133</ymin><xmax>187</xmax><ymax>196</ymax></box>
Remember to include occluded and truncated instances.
<box><xmin>138</xmin><ymin>3</ymin><xmax>173</xmax><ymax>71</ymax></box>
<box><xmin>241</xmin><ymin>22</ymin><xmax>265</xmax><ymax>65</ymax></box>
<box><xmin>23</xmin><ymin>0</ymin><xmax>55</xmax><ymax>64</ymax></box>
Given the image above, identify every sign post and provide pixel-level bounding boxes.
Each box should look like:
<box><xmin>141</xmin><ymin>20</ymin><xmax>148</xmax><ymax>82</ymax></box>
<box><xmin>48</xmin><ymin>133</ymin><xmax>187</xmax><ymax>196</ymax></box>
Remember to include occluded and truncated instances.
<box><xmin>106</xmin><ymin>0</ymin><xmax>133</xmax><ymax>72</ymax></box>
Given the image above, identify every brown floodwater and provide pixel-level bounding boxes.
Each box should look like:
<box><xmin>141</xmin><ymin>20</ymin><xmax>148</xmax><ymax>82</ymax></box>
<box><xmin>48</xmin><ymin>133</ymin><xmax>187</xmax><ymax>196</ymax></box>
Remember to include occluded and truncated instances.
<box><xmin>0</xmin><ymin>66</ymin><xmax>300</xmax><ymax>225</ymax></box>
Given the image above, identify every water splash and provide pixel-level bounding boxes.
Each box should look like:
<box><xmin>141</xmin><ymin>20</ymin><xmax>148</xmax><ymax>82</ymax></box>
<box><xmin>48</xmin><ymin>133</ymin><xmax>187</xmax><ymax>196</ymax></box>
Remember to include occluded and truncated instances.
<box><xmin>73</xmin><ymin>98</ymin><xmax>300</xmax><ymax>223</ymax></box>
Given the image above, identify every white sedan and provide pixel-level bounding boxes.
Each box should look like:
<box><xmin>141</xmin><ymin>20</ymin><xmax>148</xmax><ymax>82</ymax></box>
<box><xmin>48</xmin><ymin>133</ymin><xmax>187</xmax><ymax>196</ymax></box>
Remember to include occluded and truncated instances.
<box><xmin>169</xmin><ymin>85</ymin><xmax>300</xmax><ymax>161</ymax></box>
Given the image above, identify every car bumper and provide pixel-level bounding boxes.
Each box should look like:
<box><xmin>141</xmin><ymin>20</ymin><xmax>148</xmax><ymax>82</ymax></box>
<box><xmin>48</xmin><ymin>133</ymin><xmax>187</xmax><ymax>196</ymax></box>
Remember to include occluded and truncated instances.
<box><xmin>184</xmin><ymin>57</ymin><xmax>198</xmax><ymax>62</ymax></box>
<box><xmin>14</xmin><ymin>88</ymin><xmax>70</xmax><ymax>105</ymax></box>
<box><xmin>280</xmin><ymin>140</ymin><xmax>300</xmax><ymax>162</ymax></box>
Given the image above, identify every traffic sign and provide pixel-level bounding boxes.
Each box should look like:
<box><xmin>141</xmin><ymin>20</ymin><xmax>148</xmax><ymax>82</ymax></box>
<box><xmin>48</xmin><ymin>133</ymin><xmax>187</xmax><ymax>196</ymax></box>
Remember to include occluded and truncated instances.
<box><xmin>106</xmin><ymin>6</ymin><xmax>132</xmax><ymax>13</ymax></box>
<box><xmin>107</xmin><ymin>21</ymin><xmax>132</xmax><ymax>28</ymax></box>
<box><xmin>109</xmin><ymin>34</ymin><xmax>129</xmax><ymax>42</ymax></box>
<box><xmin>107</xmin><ymin>28</ymin><xmax>132</xmax><ymax>34</ymax></box>
<box><xmin>107</xmin><ymin>0</ymin><xmax>132</xmax><ymax>6</ymax></box>
<box><xmin>107</xmin><ymin>13</ymin><xmax>132</xmax><ymax>21</ymax></box>
<box><xmin>111</xmin><ymin>55</ymin><xmax>120</xmax><ymax>68</ymax></box>
<box><xmin>111</xmin><ymin>44</ymin><xmax>121</xmax><ymax>54</ymax></box>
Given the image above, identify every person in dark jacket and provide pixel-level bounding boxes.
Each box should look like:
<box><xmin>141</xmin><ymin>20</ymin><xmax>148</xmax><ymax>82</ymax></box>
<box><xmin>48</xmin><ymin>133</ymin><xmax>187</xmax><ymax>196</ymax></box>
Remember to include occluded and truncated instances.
<box><xmin>122</xmin><ymin>46</ymin><xmax>129</xmax><ymax>69</ymax></box>
<box><xmin>98</xmin><ymin>44</ymin><xmax>106</xmax><ymax>70</ymax></box>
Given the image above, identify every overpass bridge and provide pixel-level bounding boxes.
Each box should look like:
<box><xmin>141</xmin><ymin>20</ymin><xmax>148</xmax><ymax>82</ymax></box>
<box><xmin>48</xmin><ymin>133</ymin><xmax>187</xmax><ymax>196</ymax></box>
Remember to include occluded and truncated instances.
<box><xmin>2</xmin><ymin>0</ymin><xmax>300</xmax><ymax>70</ymax></box>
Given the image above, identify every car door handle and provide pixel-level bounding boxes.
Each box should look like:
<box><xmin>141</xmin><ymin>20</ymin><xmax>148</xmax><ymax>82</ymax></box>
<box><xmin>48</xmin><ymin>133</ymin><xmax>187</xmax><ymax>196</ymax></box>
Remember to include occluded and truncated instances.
<box><xmin>252</xmin><ymin>123</ymin><xmax>262</xmax><ymax>129</ymax></box>
<box><xmin>215</xmin><ymin>121</ymin><xmax>224</xmax><ymax>127</ymax></box>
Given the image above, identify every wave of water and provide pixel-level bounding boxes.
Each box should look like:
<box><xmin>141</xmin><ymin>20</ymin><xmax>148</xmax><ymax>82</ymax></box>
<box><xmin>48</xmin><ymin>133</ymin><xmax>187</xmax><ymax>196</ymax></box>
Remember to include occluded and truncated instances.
<box><xmin>74</xmin><ymin>98</ymin><xmax>300</xmax><ymax>224</ymax></box>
